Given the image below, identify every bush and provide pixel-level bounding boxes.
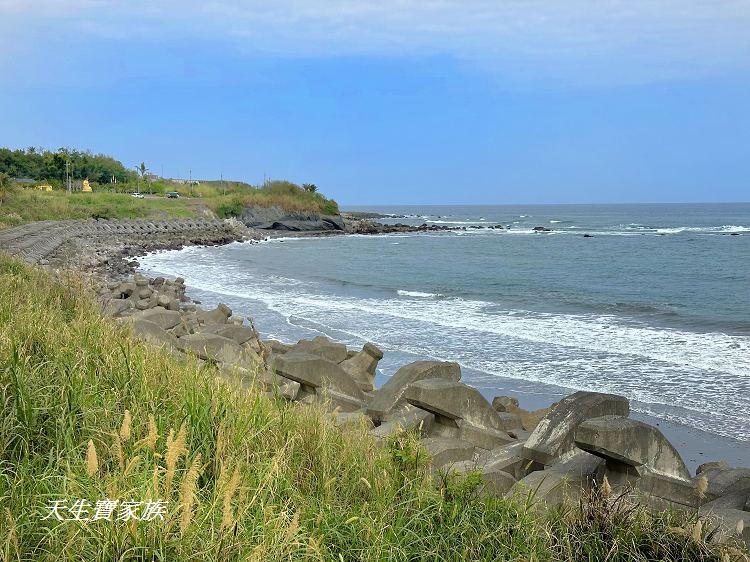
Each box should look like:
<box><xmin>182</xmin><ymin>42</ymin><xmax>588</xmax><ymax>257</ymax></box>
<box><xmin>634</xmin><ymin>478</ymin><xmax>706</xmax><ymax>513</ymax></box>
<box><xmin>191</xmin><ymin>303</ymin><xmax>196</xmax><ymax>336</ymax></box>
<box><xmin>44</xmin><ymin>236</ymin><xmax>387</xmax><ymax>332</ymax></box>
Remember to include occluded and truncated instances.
<box><xmin>215</xmin><ymin>198</ymin><xmax>245</xmax><ymax>218</ymax></box>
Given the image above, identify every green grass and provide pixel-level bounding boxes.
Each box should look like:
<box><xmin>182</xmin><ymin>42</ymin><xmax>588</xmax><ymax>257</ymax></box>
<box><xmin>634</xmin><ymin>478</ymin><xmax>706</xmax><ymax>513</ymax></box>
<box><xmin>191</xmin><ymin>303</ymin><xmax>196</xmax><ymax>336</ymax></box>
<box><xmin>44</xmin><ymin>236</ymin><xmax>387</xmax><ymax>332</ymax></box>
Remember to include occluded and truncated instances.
<box><xmin>0</xmin><ymin>190</ymin><xmax>195</xmax><ymax>228</ymax></box>
<box><xmin>0</xmin><ymin>255</ymin><xmax>744</xmax><ymax>561</ymax></box>
<box><xmin>0</xmin><ymin>180</ymin><xmax>339</xmax><ymax>229</ymax></box>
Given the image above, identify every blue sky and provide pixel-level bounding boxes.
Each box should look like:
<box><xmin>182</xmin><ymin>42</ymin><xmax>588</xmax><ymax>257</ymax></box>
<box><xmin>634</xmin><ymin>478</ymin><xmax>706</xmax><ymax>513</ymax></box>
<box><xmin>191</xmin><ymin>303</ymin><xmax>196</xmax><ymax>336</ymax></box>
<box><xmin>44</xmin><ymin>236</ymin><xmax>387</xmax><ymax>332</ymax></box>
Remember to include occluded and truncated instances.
<box><xmin>1</xmin><ymin>1</ymin><xmax>749</xmax><ymax>204</ymax></box>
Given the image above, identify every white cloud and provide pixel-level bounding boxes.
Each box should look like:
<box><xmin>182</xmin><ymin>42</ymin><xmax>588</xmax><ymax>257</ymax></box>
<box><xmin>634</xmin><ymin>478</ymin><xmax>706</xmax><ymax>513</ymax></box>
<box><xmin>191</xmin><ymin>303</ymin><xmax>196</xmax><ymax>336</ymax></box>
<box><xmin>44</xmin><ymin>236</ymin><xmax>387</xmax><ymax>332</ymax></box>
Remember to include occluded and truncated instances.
<box><xmin>2</xmin><ymin>0</ymin><xmax>750</xmax><ymax>86</ymax></box>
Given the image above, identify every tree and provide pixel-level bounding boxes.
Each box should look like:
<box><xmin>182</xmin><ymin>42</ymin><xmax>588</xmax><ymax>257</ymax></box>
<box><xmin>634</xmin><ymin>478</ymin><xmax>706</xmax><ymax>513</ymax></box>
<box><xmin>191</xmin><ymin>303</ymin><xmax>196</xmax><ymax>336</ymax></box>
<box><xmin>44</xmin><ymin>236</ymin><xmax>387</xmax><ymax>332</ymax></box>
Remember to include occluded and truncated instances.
<box><xmin>138</xmin><ymin>162</ymin><xmax>150</xmax><ymax>193</ymax></box>
<box><xmin>302</xmin><ymin>183</ymin><xmax>318</xmax><ymax>193</ymax></box>
<box><xmin>0</xmin><ymin>172</ymin><xmax>16</xmax><ymax>207</ymax></box>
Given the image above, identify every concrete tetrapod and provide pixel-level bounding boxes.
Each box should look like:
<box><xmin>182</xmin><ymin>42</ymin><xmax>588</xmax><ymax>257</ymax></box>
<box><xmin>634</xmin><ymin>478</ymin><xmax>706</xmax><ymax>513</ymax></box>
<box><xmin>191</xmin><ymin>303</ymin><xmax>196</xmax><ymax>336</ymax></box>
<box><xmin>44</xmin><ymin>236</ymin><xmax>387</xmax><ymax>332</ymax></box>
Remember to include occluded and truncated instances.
<box><xmin>574</xmin><ymin>415</ymin><xmax>691</xmax><ymax>481</ymax></box>
<box><xmin>522</xmin><ymin>391</ymin><xmax>630</xmax><ymax>466</ymax></box>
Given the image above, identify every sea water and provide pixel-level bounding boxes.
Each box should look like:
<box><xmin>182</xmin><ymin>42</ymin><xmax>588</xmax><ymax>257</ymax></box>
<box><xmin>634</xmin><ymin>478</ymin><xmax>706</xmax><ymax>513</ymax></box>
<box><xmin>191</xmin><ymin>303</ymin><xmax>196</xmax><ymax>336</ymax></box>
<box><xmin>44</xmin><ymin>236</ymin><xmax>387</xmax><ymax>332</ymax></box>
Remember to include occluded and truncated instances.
<box><xmin>139</xmin><ymin>203</ymin><xmax>750</xmax><ymax>448</ymax></box>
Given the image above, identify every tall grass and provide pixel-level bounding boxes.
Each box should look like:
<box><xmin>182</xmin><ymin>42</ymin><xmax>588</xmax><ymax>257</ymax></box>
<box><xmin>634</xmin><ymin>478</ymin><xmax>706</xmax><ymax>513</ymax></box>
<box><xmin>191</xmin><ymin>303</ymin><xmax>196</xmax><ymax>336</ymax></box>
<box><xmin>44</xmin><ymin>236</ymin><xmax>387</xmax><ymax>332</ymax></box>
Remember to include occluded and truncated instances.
<box><xmin>0</xmin><ymin>255</ymin><xmax>744</xmax><ymax>561</ymax></box>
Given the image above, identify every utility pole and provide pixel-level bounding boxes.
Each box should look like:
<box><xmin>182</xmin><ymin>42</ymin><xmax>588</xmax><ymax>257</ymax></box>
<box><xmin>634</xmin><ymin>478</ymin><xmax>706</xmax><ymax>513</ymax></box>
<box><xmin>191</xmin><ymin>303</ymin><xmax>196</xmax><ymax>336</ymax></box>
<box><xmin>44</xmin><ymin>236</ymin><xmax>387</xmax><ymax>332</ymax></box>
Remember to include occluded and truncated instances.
<box><xmin>221</xmin><ymin>172</ymin><xmax>225</xmax><ymax>196</ymax></box>
<box><xmin>189</xmin><ymin>169</ymin><xmax>192</xmax><ymax>196</ymax></box>
<box><xmin>66</xmin><ymin>158</ymin><xmax>71</xmax><ymax>193</ymax></box>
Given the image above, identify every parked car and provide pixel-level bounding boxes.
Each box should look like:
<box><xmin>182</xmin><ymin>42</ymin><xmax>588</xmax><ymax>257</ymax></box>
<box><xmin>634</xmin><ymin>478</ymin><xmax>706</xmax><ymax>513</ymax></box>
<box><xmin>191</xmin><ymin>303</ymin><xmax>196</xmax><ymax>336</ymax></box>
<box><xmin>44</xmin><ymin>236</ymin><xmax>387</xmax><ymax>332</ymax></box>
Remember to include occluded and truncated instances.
<box><xmin>131</xmin><ymin>192</ymin><xmax>145</xmax><ymax>199</ymax></box>
<box><xmin>166</xmin><ymin>191</ymin><xmax>180</xmax><ymax>198</ymax></box>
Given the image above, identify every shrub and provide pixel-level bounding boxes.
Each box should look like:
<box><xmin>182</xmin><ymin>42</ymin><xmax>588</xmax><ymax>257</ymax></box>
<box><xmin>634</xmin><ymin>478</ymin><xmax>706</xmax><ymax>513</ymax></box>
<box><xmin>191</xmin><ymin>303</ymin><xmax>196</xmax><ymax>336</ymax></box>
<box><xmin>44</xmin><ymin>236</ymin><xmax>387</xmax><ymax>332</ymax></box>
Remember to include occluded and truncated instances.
<box><xmin>215</xmin><ymin>198</ymin><xmax>245</xmax><ymax>218</ymax></box>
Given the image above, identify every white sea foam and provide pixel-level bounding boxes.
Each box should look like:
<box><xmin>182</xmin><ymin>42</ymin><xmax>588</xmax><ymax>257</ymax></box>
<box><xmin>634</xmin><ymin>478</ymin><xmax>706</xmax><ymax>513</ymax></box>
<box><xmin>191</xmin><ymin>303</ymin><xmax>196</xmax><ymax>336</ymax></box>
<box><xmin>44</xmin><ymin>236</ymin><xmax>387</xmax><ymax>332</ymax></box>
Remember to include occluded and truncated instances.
<box><xmin>397</xmin><ymin>289</ymin><xmax>440</xmax><ymax>298</ymax></box>
<box><xmin>654</xmin><ymin>225</ymin><xmax>749</xmax><ymax>234</ymax></box>
<box><xmin>623</xmin><ymin>224</ymin><xmax>749</xmax><ymax>234</ymax></box>
<box><xmin>139</xmin><ymin>244</ymin><xmax>750</xmax><ymax>441</ymax></box>
<box><xmin>426</xmin><ymin>219</ymin><xmax>488</xmax><ymax>225</ymax></box>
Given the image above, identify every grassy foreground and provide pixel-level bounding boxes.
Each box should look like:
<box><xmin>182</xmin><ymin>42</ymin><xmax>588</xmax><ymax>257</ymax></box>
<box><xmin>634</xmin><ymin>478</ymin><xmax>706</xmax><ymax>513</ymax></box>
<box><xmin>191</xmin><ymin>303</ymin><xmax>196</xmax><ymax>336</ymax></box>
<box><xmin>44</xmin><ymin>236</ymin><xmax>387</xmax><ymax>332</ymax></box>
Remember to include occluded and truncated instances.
<box><xmin>0</xmin><ymin>256</ymin><xmax>743</xmax><ymax>561</ymax></box>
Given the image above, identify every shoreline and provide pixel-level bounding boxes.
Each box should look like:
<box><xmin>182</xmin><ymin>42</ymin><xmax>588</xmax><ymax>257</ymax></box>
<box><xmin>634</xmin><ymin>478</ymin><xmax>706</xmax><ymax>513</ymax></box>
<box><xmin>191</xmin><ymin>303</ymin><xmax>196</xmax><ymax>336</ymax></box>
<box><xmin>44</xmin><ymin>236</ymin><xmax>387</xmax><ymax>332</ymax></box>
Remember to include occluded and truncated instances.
<box><xmin>2</xmin><ymin>216</ymin><xmax>750</xmax><ymax>547</ymax></box>
<box><xmin>136</xmin><ymin>242</ymin><xmax>750</xmax><ymax>473</ymax></box>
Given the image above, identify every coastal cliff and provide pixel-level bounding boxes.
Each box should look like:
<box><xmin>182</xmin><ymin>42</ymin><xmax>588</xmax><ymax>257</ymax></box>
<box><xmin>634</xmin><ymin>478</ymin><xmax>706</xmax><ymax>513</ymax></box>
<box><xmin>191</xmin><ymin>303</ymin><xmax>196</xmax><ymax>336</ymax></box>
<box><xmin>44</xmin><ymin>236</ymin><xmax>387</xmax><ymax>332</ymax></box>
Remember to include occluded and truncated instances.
<box><xmin>240</xmin><ymin>205</ymin><xmax>345</xmax><ymax>232</ymax></box>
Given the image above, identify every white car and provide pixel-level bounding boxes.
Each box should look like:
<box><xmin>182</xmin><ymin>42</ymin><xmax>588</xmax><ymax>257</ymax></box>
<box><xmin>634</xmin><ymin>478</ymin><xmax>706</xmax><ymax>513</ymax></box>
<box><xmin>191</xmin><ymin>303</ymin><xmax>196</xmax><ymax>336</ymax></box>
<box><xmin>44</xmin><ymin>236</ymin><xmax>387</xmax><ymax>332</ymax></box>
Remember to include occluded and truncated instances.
<box><xmin>131</xmin><ymin>192</ymin><xmax>145</xmax><ymax>199</ymax></box>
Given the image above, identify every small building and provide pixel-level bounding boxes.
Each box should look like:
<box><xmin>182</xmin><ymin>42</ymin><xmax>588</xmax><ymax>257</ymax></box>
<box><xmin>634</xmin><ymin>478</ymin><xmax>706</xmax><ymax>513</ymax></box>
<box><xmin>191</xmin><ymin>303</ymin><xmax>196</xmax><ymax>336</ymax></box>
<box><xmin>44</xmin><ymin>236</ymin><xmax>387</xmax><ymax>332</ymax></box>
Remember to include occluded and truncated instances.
<box><xmin>37</xmin><ymin>184</ymin><xmax>53</xmax><ymax>192</ymax></box>
<box><xmin>82</xmin><ymin>179</ymin><xmax>92</xmax><ymax>193</ymax></box>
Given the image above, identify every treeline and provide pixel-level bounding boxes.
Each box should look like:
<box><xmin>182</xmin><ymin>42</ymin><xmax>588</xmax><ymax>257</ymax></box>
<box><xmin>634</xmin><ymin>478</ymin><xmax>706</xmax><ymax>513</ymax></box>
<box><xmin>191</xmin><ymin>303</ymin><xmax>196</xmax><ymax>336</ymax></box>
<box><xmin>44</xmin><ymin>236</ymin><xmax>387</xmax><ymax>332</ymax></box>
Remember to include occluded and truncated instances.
<box><xmin>0</xmin><ymin>147</ymin><xmax>135</xmax><ymax>184</ymax></box>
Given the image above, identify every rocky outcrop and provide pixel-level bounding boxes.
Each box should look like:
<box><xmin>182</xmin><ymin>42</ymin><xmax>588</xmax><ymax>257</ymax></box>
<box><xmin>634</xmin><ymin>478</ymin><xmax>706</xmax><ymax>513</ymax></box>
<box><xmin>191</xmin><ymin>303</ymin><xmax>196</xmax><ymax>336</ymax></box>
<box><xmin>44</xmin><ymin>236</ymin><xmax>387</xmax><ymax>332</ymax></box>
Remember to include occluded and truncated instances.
<box><xmin>241</xmin><ymin>206</ymin><xmax>345</xmax><ymax>232</ymax></box>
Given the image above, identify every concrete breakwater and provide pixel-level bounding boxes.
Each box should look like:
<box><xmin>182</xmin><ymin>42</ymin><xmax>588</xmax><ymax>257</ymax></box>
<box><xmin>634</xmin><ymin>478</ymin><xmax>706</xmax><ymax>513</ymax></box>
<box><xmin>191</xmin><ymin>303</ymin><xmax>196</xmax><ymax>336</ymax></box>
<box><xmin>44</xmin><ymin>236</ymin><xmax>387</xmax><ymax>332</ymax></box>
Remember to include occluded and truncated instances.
<box><xmin>0</xmin><ymin>218</ymin><xmax>257</xmax><ymax>276</ymax></box>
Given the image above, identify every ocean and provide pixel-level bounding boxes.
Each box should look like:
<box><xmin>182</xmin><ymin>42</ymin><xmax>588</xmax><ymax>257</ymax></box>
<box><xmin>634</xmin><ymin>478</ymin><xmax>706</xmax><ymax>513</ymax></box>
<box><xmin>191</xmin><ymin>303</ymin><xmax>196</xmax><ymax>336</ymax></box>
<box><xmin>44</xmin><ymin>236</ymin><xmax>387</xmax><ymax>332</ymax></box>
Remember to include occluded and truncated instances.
<box><xmin>139</xmin><ymin>203</ymin><xmax>750</xmax><ymax>459</ymax></box>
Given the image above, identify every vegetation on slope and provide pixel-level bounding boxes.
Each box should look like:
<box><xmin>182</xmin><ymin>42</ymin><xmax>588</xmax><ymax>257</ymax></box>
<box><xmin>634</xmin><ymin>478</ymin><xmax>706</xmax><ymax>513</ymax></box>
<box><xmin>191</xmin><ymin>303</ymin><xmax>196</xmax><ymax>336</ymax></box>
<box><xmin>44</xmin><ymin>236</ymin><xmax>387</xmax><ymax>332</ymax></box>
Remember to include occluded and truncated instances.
<box><xmin>0</xmin><ymin>256</ymin><xmax>743</xmax><ymax>561</ymax></box>
<box><xmin>212</xmin><ymin>180</ymin><xmax>339</xmax><ymax>218</ymax></box>
<box><xmin>0</xmin><ymin>146</ymin><xmax>339</xmax><ymax>228</ymax></box>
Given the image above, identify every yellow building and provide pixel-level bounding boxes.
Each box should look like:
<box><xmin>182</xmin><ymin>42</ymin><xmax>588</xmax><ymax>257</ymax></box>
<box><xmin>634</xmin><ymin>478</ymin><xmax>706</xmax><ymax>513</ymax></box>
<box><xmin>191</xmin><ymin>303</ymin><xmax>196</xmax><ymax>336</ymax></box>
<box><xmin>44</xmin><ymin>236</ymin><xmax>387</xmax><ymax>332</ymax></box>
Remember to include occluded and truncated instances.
<box><xmin>82</xmin><ymin>179</ymin><xmax>92</xmax><ymax>192</ymax></box>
